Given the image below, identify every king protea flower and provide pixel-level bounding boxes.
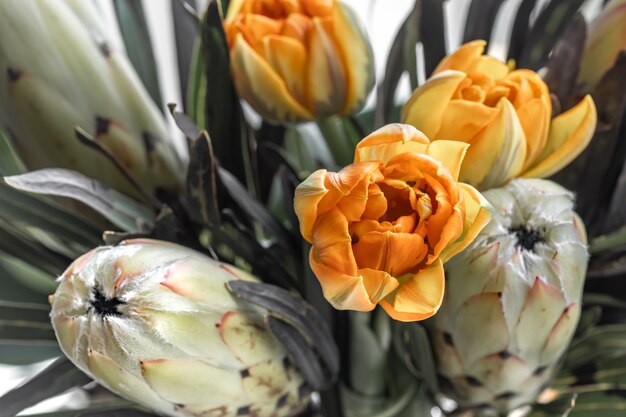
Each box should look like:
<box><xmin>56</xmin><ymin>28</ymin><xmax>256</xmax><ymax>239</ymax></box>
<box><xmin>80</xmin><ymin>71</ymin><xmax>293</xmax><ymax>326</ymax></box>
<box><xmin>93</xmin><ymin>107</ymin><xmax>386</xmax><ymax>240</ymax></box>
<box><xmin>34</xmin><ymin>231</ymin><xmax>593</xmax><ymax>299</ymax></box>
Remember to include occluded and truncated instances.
<box><xmin>224</xmin><ymin>0</ymin><xmax>374</xmax><ymax>123</ymax></box>
<box><xmin>49</xmin><ymin>239</ymin><xmax>308</xmax><ymax>417</ymax></box>
<box><xmin>0</xmin><ymin>0</ymin><xmax>184</xmax><ymax>197</ymax></box>
<box><xmin>294</xmin><ymin>124</ymin><xmax>493</xmax><ymax>321</ymax></box>
<box><xmin>402</xmin><ymin>41</ymin><xmax>597</xmax><ymax>190</ymax></box>
<box><xmin>430</xmin><ymin>179</ymin><xmax>587</xmax><ymax>415</ymax></box>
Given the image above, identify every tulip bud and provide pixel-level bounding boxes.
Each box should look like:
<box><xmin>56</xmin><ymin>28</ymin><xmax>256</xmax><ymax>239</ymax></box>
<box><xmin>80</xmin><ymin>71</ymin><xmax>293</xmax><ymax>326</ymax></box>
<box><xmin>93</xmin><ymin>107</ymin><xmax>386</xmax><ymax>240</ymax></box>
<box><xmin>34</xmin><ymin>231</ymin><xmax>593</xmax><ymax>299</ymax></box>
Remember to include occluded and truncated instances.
<box><xmin>0</xmin><ymin>0</ymin><xmax>184</xmax><ymax>197</ymax></box>
<box><xmin>50</xmin><ymin>239</ymin><xmax>309</xmax><ymax>417</ymax></box>
<box><xmin>224</xmin><ymin>0</ymin><xmax>375</xmax><ymax>123</ymax></box>
<box><xmin>402</xmin><ymin>41</ymin><xmax>597</xmax><ymax>190</ymax></box>
<box><xmin>294</xmin><ymin>124</ymin><xmax>493</xmax><ymax>321</ymax></box>
<box><xmin>429</xmin><ymin>179</ymin><xmax>587</xmax><ymax>415</ymax></box>
<box><xmin>578</xmin><ymin>0</ymin><xmax>626</xmax><ymax>91</ymax></box>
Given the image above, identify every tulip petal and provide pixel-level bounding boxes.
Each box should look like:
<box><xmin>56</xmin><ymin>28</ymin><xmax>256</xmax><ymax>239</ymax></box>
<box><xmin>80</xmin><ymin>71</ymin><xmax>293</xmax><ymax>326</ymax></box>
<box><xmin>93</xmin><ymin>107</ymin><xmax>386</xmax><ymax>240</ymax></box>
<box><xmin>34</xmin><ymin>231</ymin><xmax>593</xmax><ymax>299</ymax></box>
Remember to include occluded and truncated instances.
<box><xmin>379</xmin><ymin>258</ymin><xmax>445</xmax><ymax>322</ymax></box>
<box><xmin>230</xmin><ymin>34</ymin><xmax>313</xmax><ymax>122</ymax></box>
<box><xmin>310</xmin><ymin>208</ymin><xmax>358</xmax><ymax>277</ymax></box>
<box><xmin>225</xmin><ymin>0</ymin><xmax>246</xmax><ymax>22</ymax></box>
<box><xmin>461</xmin><ymin>98</ymin><xmax>526</xmax><ymax>189</ymax></box>
<box><xmin>294</xmin><ymin>169</ymin><xmax>328</xmax><ymax>242</ymax></box>
<box><xmin>306</xmin><ymin>16</ymin><xmax>347</xmax><ymax>116</ymax></box>
<box><xmin>424</xmin><ymin>140</ymin><xmax>469</xmax><ymax>181</ymax></box>
<box><xmin>516</xmin><ymin>95</ymin><xmax>551</xmax><ymax>170</ymax></box>
<box><xmin>141</xmin><ymin>358</ymin><xmax>243</xmax><ymax>405</ymax></box>
<box><xmin>436</xmin><ymin>100</ymin><xmax>500</xmax><ymax>142</ymax></box>
<box><xmin>352</xmin><ymin>231</ymin><xmax>427</xmax><ymax>276</ymax></box>
<box><xmin>263</xmin><ymin>34</ymin><xmax>307</xmax><ymax>103</ymax></box>
<box><xmin>332</xmin><ymin>0</ymin><xmax>375</xmax><ymax>113</ymax></box>
<box><xmin>434</xmin><ymin>40</ymin><xmax>487</xmax><ymax>74</ymax></box>
<box><xmin>401</xmin><ymin>71</ymin><xmax>467</xmax><ymax>139</ymax></box>
<box><xmin>358</xmin><ymin>268</ymin><xmax>399</xmax><ymax>304</ymax></box>
<box><xmin>354</xmin><ymin>123</ymin><xmax>429</xmax><ymax>163</ymax></box>
<box><xmin>439</xmin><ymin>183</ymin><xmax>494</xmax><ymax>263</ymax></box>
<box><xmin>522</xmin><ymin>95</ymin><xmax>597</xmax><ymax>179</ymax></box>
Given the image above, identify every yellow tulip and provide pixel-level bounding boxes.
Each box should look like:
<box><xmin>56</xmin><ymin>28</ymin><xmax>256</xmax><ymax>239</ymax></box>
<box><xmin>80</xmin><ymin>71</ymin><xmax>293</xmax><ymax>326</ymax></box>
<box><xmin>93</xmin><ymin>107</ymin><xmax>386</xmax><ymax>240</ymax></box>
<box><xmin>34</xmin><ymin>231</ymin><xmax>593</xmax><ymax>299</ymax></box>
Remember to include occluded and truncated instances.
<box><xmin>578</xmin><ymin>0</ymin><xmax>626</xmax><ymax>90</ymax></box>
<box><xmin>224</xmin><ymin>0</ymin><xmax>374</xmax><ymax>123</ymax></box>
<box><xmin>294</xmin><ymin>124</ymin><xmax>493</xmax><ymax>321</ymax></box>
<box><xmin>402</xmin><ymin>40</ymin><xmax>597</xmax><ymax>190</ymax></box>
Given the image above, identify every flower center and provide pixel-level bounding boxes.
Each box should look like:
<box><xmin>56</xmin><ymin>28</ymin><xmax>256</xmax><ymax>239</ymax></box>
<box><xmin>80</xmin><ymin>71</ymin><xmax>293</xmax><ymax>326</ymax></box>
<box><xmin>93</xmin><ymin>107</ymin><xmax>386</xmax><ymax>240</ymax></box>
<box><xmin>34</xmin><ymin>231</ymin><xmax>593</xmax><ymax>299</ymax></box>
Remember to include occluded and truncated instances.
<box><xmin>510</xmin><ymin>226</ymin><xmax>544</xmax><ymax>252</ymax></box>
<box><xmin>89</xmin><ymin>287</ymin><xmax>125</xmax><ymax>317</ymax></box>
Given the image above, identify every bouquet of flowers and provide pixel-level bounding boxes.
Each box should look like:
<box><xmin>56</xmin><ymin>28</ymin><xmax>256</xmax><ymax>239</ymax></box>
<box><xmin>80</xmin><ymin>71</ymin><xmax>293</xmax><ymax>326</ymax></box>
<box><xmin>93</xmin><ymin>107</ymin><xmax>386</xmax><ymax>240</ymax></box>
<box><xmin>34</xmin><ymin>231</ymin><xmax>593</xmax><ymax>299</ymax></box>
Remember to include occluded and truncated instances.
<box><xmin>1</xmin><ymin>0</ymin><xmax>625</xmax><ymax>416</ymax></box>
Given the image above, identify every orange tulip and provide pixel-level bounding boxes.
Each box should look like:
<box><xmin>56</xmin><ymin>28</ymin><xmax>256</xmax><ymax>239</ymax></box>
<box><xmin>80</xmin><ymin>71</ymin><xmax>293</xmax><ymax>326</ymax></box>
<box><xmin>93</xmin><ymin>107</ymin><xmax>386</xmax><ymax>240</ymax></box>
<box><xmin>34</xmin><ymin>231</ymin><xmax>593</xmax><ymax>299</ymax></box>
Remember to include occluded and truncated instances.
<box><xmin>294</xmin><ymin>124</ymin><xmax>493</xmax><ymax>321</ymax></box>
<box><xmin>224</xmin><ymin>0</ymin><xmax>374</xmax><ymax>123</ymax></box>
<box><xmin>402</xmin><ymin>41</ymin><xmax>597</xmax><ymax>190</ymax></box>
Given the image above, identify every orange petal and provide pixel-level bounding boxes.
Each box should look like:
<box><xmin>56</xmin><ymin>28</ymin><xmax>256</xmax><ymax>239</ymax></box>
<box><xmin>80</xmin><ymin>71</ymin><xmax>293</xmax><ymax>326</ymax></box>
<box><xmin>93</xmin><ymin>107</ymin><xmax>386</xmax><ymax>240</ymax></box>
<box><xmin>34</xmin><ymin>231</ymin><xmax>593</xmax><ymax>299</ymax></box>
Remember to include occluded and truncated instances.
<box><xmin>294</xmin><ymin>169</ymin><xmax>328</xmax><ymax>242</ymax></box>
<box><xmin>263</xmin><ymin>35</ymin><xmax>306</xmax><ymax>103</ymax></box>
<box><xmin>332</xmin><ymin>0</ymin><xmax>375</xmax><ymax>114</ymax></box>
<box><xmin>379</xmin><ymin>259</ymin><xmax>445</xmax><ymax>322</ymax></box>
<box><xmin>361</xmin><ymin>183</ymin><xmax>387</xmax><ymax>220</ymax></box>
<box><xmin>352</xmin><ymin>231</ymin><xmax>427</xmax><ymax>276</ymax></box>
<box><xmin>305</xmin><ymin>16</ymin><xmax>347</xmax><ymax>116</ymax></box>
<box><xmin>439</xmin><ymin>183</ymin><xmax>494</xmax><ymax>263</ymax></box>
<box><xmin>516</xmin><ymin>95</ymin><xmax>551</xmax><ymax>170</ymax></box>
<box><xmin>522</xmin><ymin>95</ymin><xmax>597</xmax><ymax>179</ymax></box>
<box><xmin>230</xmin><ymin>34</ymin><xmax>313</xmax><ymax>122</ymax></box>
<box><xmin>359</xmin><ymin>268</ymin><xmax>399</xmax><ymax>304</ymax></box>
<box><xmin>317</xmin><ymin>161</ymin><xmax>381</xmax><ymax>214</ymax></box>
<box><xmin>355</xmin><ymin>123</ymin><xmax>430</xmax><ymax>163</ymax></box>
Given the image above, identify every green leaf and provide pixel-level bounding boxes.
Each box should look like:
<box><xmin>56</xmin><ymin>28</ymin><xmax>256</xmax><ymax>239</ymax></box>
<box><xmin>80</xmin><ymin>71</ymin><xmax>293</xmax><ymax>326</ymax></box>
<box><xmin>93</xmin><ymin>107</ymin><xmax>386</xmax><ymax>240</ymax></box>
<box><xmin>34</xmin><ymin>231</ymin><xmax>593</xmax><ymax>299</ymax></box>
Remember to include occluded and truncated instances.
<box><xmin>226</xmin><ymin>280</ymin><xmax>339</xmax><ymax>379</ymax></box>
<box><xmin>462</xmin><ymin>0</ymin><xmax>506</xmax><ymax>44</ymax></box>
<box><xmin>0</xmin><ymin>341</ymin><xmax>61</xmax><ymax>365</ymax></box>
<box><xmin>518</xmin><ymin>0</ymin><xmax>586</xmax><ymax>70</ymax></box>
<box><xmin>0</xmin><ymin>182</ymin><xmax>101</xmax><ymax>250</ymax></box>
<box><xmin>113</xmin><ymin>0</ymin><xmax>163</xmax><ymax>108</ymax></box>
<box><xmin>4</xmin><ymin>169</ymin><xmax>154</xmax><ymax>233</ymax></box>
<box><xmin>0</xmin><ymin>128</ymin><xmax>25</xmax><ymax>176</ymax></box>
<box><xmin>217</xmin><ymin>167</ymin><xmax>293</xmax><ymax>248</ymax></box>
<box><xmin>527</xmin><ymin>394</ymin><xmax>576</xmax><ymax>417</ymax></box>
<box><xmin>0</xmin><ymin>300</ymin><xmax>55</xmax><ymax>341</ymax></box>
<box><xmin>0</xmin><ymin>254</ymin><xmax>57</xmax><ymax>296</ymax></box>
<box><xmin>375</xmin><ymin>5</ymin><xmax>419</xmax><ymax>127</ymax></box>
<box><xmin>172</xmin><ymin>0</ymin><xmax>199</xmax><ymax>105</ymax></box>
<box><xmin>507</xmin><ymin>0</ymin><xmax>539</xmax><ymax>61</ymax></box>
<box><xmin>420</xmin><ymin>0</ymin><xmax>446</xmax><ymax>77</ymax></box>
<box><xmin>14</xmin><ymin>401</ymin><xmax>145</xmax><ymax>417</ymax></box>
<box><xmin>186</xmin><ymin>38</ymin><xmax>207</xmax><ymax>129</ymax></box>
<box><xmin>187</xmin><ymin>132</ymin><xmax>221</xmax><ymax>226</ymax></box>
<box><xmin>317</xmin><ymin>116</ymin><xmax>358</xmax><ymax>167</ymax></box>
<box><xmin>393</xmin><ymin>322</ymin><xmax>440</xmax><ymax>394</ymax></box>
<box><xmin>0</xmin><ymin>357</ymin><xmax>91</xmax><ymax>417</ymax></box>
<box><xmin>569</xmin><ymin>390</ymin><xmax>626</xmax><ymax>417</ymax></box>
<box><xmin>199</xmin><ymin>1</ymin><xmax>246</xmax><ymax>184</ymax></box>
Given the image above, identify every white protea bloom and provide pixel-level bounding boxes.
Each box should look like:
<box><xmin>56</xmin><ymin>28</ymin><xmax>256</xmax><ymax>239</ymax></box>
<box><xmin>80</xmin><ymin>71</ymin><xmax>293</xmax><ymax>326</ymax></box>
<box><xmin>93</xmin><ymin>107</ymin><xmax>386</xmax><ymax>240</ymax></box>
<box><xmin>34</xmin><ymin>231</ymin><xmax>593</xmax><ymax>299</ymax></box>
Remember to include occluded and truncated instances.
<box><xmin>50</xmin><ymin>239</ymin><xmax>309</xmax><ymax>417</ymax></box>
<box><xmin>0</xmin><ymin>0</ymin><xmax>184</xmax><ymax>196</ymax></box>
<box><xmin>430</xmin><ymin>179</ymin><xmax>588</xmax><ymax>416</ymax></box>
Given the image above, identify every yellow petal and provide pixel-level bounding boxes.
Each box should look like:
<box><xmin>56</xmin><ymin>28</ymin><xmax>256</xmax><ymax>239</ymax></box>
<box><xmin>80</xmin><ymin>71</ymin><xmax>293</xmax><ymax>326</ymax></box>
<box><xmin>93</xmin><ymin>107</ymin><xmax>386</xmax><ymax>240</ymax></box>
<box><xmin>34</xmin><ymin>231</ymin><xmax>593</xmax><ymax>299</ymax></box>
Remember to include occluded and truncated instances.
<box><xmin>473</xmin><ymin>55</ymin><xmax>511</xmax><ymax>80</ymax></box>
<box><xmin>294</xmin><ymin>169</ymin><xmax>328</xmax><ymax>242</ymax></box>
<box><xmin>263</xmin><ymin>34</ymin><xmax>307</xmax><ymax>103</ymax></box>
<box><xmin>522</xmin><ymin>95</ymin><xmax>597</xmax><ymax>179</ymax></box>
<box><xmin>359</xmin><ymin>268</ymin><xmax>400</xmax><ymax>304</ymax></box>
<box><xmin>401</xmin><ymin>70</ymin><xmax>467</xmax><ymax>138</ymax></box>
<box><xmin>434</xmin><ymin>40</ymin><xmax>487</xmax><ymax>74</ymax></box>
<box><xmin>306</xmin><ymin>16</ymin><xmax>347</xmax><ymax>116</ymax></box>
<box><xmin>516</xmin><ymin>95</ymin><xmax>551</xmax><ymax>170</ymax></box>
<box><xmin>460</xmin><ymin>98</ymin><xmax>526</xmax><ymax>189</ymax></box>
<box><xmin>435</xmin><ymin>100</ymin><xmax>499</xmax><ymax>142</ymax></box>
<box><xmin>332</xmin><ymin>0</ymin><xmax>375</xmax><ymax>114</ymax></box>
<box><xmin>439</xmin><ymin>183</ymin><xmax>494</xmax><ymax>263</ymax></box>
<box><xmin>225</xmin><ymin>0</ymin><xmax>246</xmax><ymax>22</ymax></box>
<box><xmin>379</xmin><ymin>259</ymin><xmax>445</xmax><ymax>322</ymax></box>
<box><xmin>230</xmin><ymin>34</ymin><xmax>313</xmax><ymax>122</ymax></box>
<box><xmin>423</xmin><ymin>140</ymin><xmax>469</xmax><ymax>181</ymax></box>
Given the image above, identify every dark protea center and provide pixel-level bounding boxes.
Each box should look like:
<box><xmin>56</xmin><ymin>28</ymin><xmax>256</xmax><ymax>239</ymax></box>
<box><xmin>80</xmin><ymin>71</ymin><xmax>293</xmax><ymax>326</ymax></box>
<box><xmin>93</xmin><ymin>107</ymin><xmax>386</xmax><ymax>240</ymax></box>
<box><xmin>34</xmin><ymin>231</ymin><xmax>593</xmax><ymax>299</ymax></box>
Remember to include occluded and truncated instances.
<box><xmin>510</xmin><ymin>226</ymin><xmax>544</xmax><ymax>251</ymax></box>
<box><xmin>90</xmin><ymin>287</ymin><xmax>124</xmax><ymax>317</ymax></box>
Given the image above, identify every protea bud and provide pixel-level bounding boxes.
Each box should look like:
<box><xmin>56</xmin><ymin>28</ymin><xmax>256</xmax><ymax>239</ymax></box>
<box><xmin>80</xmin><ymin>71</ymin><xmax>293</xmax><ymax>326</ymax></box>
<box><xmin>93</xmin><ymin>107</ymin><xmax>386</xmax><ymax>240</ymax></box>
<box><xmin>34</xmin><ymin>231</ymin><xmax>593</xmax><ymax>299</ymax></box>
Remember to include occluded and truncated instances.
<box><xmin>0</xmin><ymin>0</ymin><xmax>184</xmax><ymax>197</ymax></box>
<box><xmin>49</xmin><ymin>239</ymin><xmax>309</xmax><ymax>417</ymax></box>
<box><xmin>429</xmin><ymin>179</ymin><xmax>588</xmax><ymax>416</ymax></box>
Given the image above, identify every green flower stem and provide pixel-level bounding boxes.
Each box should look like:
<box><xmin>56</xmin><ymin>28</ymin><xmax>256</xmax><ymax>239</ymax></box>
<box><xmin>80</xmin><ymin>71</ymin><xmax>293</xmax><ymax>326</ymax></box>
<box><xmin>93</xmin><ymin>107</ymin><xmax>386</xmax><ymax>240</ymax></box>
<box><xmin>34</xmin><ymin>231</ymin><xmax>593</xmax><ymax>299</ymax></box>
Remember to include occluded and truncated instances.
<box><xmin>318</xmin><ymin>116</ymin><xmax>357</xmax><ymax>167</ymax></box>
<box><xmin>590</xmin><ymin>225</ymin><xmax>626</xmax><ymax>255</ymax></box>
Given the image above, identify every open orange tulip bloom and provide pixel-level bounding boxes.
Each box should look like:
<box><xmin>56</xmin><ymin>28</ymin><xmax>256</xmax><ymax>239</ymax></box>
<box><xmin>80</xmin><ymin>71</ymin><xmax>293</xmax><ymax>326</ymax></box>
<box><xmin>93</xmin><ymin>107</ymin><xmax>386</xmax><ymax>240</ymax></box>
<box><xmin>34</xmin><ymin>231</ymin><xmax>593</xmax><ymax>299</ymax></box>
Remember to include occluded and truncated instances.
<box><xmin>294</xmin><ymin>124</ymin><xmax>493</xmax><ymax>321</ymax></box>
<box><xmin>224</xmin><ymin>0</ymin><xmax>374</xmax><ymax>123</ymax></box>
<box><xmin>402</xmin><ymin>40</ymin><xmax>597</xmax><ymax>190</ymax></box>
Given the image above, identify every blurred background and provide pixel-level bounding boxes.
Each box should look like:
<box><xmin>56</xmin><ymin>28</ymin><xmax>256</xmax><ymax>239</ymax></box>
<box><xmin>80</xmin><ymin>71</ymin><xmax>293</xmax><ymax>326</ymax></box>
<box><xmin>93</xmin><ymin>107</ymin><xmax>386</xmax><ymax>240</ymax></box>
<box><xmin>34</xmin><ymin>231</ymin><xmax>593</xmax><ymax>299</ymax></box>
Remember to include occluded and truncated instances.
<box><xmin>0</xmin><ymin>0</ymin><xmax>607</xmax><ymax>413</ymax></box>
